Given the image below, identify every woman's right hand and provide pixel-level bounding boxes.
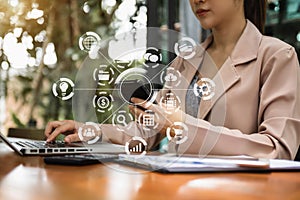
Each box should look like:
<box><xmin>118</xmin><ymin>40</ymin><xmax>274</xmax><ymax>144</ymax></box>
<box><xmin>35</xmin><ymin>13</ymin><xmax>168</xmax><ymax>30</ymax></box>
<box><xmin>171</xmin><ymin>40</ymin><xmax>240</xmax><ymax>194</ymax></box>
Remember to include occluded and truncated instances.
<box><xmin>44</xmin><ymin>120</ymin><xmax>81</xmax><ymax>143</ymax></box>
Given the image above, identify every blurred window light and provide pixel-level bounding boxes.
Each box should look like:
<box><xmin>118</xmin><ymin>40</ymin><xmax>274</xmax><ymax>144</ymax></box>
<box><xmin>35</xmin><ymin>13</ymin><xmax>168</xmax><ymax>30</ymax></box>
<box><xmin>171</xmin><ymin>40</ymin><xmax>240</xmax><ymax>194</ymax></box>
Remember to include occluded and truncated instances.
<box><xmin>9</xmin><ymin>0</ymin><xmax>19</xmax><ymax>7</ymax></box>
<box><xmin>71</xmin><ymin>53</ymin><xmax>80</xmax><ymax>61</ymax></box>
<box><xmin>21</xmin><ymin>32</ymin><xmax>34</xmax><ymax>50</ymax></box>
<box><xmin>46</xmin><ymin>43</ymin><xmax>55</xmax><ymax>52</ymax></box>
<box><xmin>101</xmin><ymin>0</ymin><xmax>117</xmax><ymax>10</ymax></box>
<box><xmin>139</xmin><ymin>6</ymin><xmax>147</xmax><ymax>13</ymax></box>
<box><xmin>297</xmin><ymin>32</ymin><xmax>300</xmax><ymax>42</ymax></box>
<box><xmin>1</xmin><ymin>61</ymin><xmax>9</xmax><ymax>70</ymax></box>
<box><xmin>27</xmin><ymin>8</ymin><xmax>44</xmax><ymax>19</ymax></box>
<box><xmin>122</xmin><ymin>0</ymin><xmax>136</xmax><ymax>16</ymax></box>
<box><xmin>44</xmin><ymin>43</ymin><xmax>57</xmax><ymax>67</ymax></box>
<box><xmin>32</xmin><ymin>2</ymin><xmax>39</xmax><ymax>9</ymax></box>
<box><xmin>28</xmin><ymin>57</ymin><xmax>36</xmax><ymax>67</ymax></box>
<box><xmin>13</xmin><ymin>27</ymin><xmax>23</xmax><ymax>38</ymax></box>
<box><xmin>108</xmin><ymin>29</ymin><xmax>147</xmax><ymax>61</ymax></box>
<box><xmin>101</xmin><ymin>0</ymin><xmax>117</xmax><ymax>14</ymax></box>
<box><xmin>115</xmin><ymin>9</ymin><xmax>127</xmax><ymax>21</ymax></box>
<box><xmin>132</xmin><ymin>6</ymin><xmax>147</xmax><ymax>27</ymax></box>
<box><xmin>35</xmin><ymin>30</ymin><xmax>47</xmax><ymax>43</ymax></box>
<box><xmin>83</xmin><ymin>2</ymin><xmax>91</xmax><ymax>13</ymax></box>
<box><xmin>7</xmin><ymin>43</ymin><xmax>28</xmax><ymax>69</ymax></box>
<box><xmin>115</xmin><ymin>21</ymin><xmax>133</xmax><ymax>36</ymax></box>
<box><xmin>10</xmin><ymin>16</ymin><xmax>18</xmax><ymax>25</ymax></box>
<box><xmin>106</xmin><ymin>0</ymin><xmax>117</xmax><ymax>7</ymax></box>
<box><xmin>35</xmin><ymin>47</ymin><xmax>42</xmax><ymax>65</ymax></box>
<box><xmin>3</xmin><ymin>33</ymin><xmax>18</xmax><ymax>54</ymax></box>
<box><xmin>3</xmin><ymin>32</ymin><xmax>33</xmax><ymax>69</ymax></box>
<box><xmin>112</xmin><ymin>0</ymin><xmax>147</xmax><ymax>36</ymax></box>
<box><xmin>0</xmin><ymin>37</ymin><xmax>3</xmax><ymax>50</ymax></box>
<box><xmin>115</xmin><ymin>0</ymin><xmax>137</xmax><ymax>20</ymax></box>
<box><xmin>0</xmin><ymin>12</ymin><xmax>5</xmax><ymax>20</ymax></box>
<box><xmin>37</xmin><ymin>17</ymin><xmax>44</xmax><ymax>25</ymax></box>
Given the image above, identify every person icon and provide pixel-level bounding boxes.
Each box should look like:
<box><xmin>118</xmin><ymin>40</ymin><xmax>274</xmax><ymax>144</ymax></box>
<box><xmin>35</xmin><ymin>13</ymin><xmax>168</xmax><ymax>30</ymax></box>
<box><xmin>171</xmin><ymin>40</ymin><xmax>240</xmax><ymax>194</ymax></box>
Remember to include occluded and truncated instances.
<box><xmin>83</xmin><ymin>128</ymin><xmax>95</xmax><ymax>137</ymax></box>
<box><xmin>77</xmin><ymin>122</ymin><xmax>101</xmax><ymax>144</ymax></box>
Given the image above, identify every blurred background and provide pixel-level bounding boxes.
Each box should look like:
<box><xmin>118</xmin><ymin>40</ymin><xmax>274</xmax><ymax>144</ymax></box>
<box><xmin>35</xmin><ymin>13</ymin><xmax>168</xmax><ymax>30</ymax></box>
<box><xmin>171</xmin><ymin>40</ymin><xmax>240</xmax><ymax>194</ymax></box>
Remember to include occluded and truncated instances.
<box><xmin>0</xmin><ymin>0</ymin><xmax>299</xmax><ymax>135</ymax></box>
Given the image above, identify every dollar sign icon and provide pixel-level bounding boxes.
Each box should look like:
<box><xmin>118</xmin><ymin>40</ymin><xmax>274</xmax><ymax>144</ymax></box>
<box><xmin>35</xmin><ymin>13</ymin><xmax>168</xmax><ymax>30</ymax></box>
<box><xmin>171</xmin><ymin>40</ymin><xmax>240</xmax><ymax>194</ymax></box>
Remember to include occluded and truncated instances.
<box><xmin>101</xmin><ymin>99</ymin><xmax>106</xmax><ymax>107</ymax></box>
<box><xmin>97</xmin><ymin>96</ymin><xmax>110</xmax><ymax>109</ymax></box>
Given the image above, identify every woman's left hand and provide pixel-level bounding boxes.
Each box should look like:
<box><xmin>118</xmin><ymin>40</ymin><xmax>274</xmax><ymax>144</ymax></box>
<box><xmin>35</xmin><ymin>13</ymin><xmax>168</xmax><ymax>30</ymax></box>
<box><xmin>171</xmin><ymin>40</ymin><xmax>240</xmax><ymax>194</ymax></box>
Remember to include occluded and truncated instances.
<box><xmin>129</xmin><ymin>97</ymin><xmax>186</xmax><ymax>135</ymax></box>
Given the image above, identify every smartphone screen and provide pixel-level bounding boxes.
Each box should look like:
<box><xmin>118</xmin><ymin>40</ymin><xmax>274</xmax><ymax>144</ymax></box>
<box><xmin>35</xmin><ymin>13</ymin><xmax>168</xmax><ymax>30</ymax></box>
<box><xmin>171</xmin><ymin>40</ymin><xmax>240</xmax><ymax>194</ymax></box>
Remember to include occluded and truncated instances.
<box><xmin>117</xmin><ymin>80</ymin><xmax>152</xmax><ymax>103</ymax></box>
<box><xmin>115</xmin><ymin>79</ymin><xmax>164</xmax><ymax>108</ymax></box>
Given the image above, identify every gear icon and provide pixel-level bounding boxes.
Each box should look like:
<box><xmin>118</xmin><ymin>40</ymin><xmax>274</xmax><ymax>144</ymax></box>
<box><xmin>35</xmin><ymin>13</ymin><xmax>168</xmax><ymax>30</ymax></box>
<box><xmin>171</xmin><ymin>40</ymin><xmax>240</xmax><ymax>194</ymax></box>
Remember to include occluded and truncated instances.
<box><xmin>198</xmin><ymin>82</ymin><xmax>211</xmax><ymax>97</ymax></box>
<box><xmin>193</xmin><ymin>78</ymin><xmax>215</xmax><ymax>100</ymax></box>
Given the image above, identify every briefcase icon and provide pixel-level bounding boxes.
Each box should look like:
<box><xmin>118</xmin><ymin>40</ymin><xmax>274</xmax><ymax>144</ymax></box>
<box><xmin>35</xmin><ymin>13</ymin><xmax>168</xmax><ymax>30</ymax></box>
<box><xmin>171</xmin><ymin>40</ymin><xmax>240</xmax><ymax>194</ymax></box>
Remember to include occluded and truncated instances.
<box><xmin>98</xmin><ymin>70</ymin><xmax>110</xmax><ymax>81</ymax></box>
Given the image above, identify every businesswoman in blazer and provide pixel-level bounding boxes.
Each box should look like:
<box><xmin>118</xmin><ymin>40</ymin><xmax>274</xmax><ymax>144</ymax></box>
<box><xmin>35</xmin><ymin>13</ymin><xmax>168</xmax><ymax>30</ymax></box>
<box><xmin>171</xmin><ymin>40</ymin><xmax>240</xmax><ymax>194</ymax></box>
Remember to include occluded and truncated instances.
<box><xmin>45</xmin><ymin>0</ymin><xmax>300</xmax><ymax>159</ymax></box>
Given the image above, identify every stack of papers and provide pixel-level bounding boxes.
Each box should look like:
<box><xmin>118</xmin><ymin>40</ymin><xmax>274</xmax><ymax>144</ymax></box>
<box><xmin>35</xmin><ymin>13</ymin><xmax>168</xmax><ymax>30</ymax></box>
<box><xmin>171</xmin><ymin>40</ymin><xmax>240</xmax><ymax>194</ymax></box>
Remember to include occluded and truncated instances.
<box><xmin>117</xmin><ymin>154</ymin><xmax>300</xmax><ymax>173</ymax></box>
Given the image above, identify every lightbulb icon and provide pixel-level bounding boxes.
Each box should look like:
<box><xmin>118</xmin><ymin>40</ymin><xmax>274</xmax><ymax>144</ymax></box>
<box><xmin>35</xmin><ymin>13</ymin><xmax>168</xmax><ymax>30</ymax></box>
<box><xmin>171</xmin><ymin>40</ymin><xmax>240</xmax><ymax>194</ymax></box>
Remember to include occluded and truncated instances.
<box><xmin>52</xmin><ymin>78</ymin><xmax>75</xmax><ymax>101</ymax></box>
<box><xmin>59</xmin><ymin>82</ymin><xmax>69</xmax><ymax>97</ymax></box>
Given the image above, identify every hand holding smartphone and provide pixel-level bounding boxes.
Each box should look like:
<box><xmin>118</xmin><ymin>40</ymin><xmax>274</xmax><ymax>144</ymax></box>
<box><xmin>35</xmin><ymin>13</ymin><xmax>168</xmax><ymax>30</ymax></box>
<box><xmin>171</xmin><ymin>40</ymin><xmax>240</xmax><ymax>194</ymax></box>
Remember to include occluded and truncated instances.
<box><xmin>116</xmin><ymin>80</ymin><xmax>161</xmax><ymax>108</ymax></box>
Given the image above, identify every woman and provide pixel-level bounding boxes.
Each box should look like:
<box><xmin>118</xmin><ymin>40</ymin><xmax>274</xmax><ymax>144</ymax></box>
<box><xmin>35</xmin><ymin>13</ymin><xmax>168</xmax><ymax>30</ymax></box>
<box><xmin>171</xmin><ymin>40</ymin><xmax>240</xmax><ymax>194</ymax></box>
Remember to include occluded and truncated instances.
<box><xmin>45</xmin><ymin>0</ymin><xmax>300</xmax><ymax>159</ymax></box>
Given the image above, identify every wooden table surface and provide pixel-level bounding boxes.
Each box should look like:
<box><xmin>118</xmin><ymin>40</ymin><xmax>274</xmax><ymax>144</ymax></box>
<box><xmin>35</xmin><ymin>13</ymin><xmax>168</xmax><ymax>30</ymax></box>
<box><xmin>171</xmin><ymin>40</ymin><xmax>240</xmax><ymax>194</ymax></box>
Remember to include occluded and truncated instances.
<box><xmin>1</xmin><ymin>143</ymin><xmax>300</xmax><ymax>200</ymax></box>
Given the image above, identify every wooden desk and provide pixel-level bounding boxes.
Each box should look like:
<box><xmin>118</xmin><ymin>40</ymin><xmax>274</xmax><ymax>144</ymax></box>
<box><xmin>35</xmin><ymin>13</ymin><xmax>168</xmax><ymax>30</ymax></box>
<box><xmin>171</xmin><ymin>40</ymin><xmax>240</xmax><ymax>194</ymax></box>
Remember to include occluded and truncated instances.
<box><xmin>1</xmin><ymin>143</ymin><xmax>300</xmax><ymax>200</ymax></box>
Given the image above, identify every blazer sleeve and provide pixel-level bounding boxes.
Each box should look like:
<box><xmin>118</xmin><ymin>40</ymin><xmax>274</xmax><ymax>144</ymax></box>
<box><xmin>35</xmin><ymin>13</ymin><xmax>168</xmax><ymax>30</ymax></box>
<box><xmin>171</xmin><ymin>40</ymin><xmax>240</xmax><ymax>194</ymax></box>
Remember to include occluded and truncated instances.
<box><xmin>174</xmin><ymin>46</ymin><xmax>300</xmax><ymax>160</ymax></box>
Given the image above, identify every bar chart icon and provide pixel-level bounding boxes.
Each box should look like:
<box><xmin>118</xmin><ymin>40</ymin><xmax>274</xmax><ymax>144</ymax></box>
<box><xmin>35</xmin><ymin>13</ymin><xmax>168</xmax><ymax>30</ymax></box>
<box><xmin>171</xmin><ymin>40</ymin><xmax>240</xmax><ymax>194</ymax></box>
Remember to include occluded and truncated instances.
<box><xmin>125</xmin><ymin>136</ymin><xmax>147</xmax><ymax>156</ymax></box>
<box><xmin>129</xmin><ymin>142</ymin><xmax>143</xmax><ymax>153</ymax></box>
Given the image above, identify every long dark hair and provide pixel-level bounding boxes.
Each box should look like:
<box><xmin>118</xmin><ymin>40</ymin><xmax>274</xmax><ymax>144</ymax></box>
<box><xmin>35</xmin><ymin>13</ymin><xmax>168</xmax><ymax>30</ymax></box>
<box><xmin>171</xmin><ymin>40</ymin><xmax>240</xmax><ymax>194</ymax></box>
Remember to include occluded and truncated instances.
<box><xmin>244</xmin><ymin>0</ymin><xmax>267</xmax><ymax>33</ymax></box>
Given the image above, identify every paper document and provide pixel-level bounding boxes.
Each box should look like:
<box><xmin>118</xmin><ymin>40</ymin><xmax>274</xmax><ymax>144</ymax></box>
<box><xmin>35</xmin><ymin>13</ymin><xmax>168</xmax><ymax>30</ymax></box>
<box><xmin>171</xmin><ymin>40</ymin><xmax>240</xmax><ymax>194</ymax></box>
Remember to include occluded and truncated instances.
<box><xmin>117</xmin><ymin>154</ymin><xmax>300</xmax><ymax>173</ymax></box>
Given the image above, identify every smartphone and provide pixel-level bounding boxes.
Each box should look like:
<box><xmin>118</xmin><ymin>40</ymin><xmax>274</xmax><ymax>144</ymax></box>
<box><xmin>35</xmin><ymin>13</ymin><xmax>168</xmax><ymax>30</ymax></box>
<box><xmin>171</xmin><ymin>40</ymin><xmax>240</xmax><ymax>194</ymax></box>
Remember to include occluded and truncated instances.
<box><xmin>116</xmin><ymin>80</ymin><xmax>154</xmax><ymax>104</ymax></box>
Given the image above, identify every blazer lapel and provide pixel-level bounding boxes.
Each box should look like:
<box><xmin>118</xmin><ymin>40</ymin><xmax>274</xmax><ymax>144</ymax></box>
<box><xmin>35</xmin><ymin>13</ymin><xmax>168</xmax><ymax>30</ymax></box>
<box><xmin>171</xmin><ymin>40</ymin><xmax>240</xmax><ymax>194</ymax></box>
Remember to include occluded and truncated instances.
<box><xmin>199</xmin><ymin>59</ymin><xmax>241</xmax><ymax>119</ymax></box>
<box><xmin>198</xmin><ymin>20</ymin><xmax>262</xmax><ymax>119</ymax></box>
<box><xmin>171</xmin><ymin>46</ymin><xmax>206</xmax><ymax>112</ymax></box>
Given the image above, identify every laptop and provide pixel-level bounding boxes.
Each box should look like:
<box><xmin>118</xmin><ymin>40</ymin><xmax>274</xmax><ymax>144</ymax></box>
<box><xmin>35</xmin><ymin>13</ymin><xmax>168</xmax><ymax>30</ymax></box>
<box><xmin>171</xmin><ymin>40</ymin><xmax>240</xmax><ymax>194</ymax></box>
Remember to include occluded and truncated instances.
<box><xmin>0</xmin><ymin>132</ymin><xmax>125</xmax><ymax>156</ymax></box>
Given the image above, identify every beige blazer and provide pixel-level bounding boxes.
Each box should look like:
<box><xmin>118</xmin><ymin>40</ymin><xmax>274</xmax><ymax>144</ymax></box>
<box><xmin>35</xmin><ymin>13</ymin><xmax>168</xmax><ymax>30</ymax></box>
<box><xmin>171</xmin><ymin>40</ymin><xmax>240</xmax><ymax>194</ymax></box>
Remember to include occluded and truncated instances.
<box><xmin>101</xmin><ymin>20</ymin><xmax>300</xmax><ymax>159</ymax></box>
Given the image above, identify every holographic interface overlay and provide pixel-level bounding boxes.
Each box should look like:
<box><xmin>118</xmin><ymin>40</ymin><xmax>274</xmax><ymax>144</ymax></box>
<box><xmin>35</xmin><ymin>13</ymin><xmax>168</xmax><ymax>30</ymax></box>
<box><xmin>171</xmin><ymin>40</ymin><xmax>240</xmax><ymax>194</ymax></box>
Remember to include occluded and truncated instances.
<box><xmin>50</xmin><ymin>27</ymin><xmax>228</xmax><ymax>173</ymax></box>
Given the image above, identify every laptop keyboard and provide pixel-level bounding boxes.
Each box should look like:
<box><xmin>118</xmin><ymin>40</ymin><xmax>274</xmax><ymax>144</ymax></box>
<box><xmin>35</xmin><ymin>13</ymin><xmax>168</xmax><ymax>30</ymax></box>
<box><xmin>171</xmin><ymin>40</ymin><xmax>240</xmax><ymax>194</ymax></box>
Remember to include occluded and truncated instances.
<box><xmin>16</xmin><ymin>140</ymin><xmax>66</xmax><ymax>148</ymax></box>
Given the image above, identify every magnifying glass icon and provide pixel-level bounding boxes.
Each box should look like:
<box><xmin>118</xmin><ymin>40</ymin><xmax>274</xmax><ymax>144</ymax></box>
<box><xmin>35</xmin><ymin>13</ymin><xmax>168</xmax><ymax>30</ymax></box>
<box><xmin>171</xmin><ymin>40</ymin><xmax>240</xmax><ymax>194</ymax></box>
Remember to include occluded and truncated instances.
<box><xmin>117</xmin><ymin>115</ymin><xmax>127</xmax><ymax>127</ymax></box>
